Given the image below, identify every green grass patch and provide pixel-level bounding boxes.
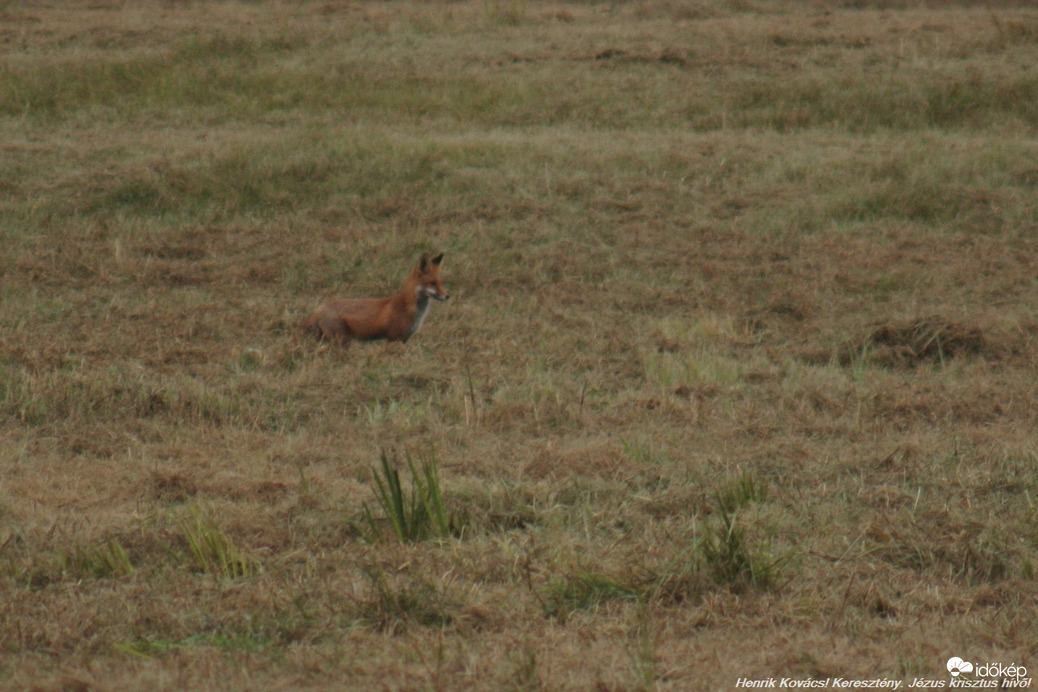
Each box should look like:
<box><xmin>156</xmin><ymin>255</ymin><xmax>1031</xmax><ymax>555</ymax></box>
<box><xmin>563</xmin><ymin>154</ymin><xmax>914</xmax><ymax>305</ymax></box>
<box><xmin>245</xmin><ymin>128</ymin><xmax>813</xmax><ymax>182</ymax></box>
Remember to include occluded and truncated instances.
<box><xmin>116</xmin><ymin>629</ymin><xmax>273</xmax><ymax>659</ymax></box>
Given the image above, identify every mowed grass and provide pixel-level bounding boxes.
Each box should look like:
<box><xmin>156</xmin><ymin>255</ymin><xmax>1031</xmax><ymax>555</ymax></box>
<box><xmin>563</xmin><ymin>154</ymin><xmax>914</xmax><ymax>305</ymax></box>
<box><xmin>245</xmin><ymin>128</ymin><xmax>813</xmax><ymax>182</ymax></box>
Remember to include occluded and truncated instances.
<box><xmin>1</xmin><ymin>1</ymin><xmax>1037</xmax><ymax>688</ymax></box>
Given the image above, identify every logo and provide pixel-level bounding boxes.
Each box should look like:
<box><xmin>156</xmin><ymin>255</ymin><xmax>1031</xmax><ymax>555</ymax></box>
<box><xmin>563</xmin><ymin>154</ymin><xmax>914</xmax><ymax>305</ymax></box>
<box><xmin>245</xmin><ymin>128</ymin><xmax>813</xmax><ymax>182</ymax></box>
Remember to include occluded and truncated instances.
<box><xmin>947</xmin><ymin>657</ymin><xmax>974</xmax><ymax>677</ymax></box>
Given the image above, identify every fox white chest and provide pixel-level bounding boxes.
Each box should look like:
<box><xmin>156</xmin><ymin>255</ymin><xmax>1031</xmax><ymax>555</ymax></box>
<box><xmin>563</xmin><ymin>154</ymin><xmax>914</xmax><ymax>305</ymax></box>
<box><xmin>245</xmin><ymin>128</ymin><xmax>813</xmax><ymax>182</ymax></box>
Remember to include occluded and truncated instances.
<box><xmin>403</xmin><ymin>295</ymin><xmax>431</xmax><ymax>340</ymax></box>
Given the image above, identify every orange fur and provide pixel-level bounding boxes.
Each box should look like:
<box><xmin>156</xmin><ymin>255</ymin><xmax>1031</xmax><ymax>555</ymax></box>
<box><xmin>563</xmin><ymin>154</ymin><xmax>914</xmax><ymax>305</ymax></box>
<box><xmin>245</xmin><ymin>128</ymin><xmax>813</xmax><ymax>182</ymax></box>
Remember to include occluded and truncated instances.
<box><xmin>302</xmin><ymin>253</ymin><xmax>450</xmax><ymax>346</ymax></box>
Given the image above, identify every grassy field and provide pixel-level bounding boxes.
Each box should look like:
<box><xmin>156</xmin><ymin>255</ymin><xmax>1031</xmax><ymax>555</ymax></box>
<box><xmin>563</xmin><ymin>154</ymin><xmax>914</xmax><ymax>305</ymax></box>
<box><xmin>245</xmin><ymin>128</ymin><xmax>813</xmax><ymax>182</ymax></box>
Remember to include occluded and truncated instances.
<box><xmin>2</xmin><ymin>0</ymin><xmax>1037</xmax><ymax>689</ymax></box>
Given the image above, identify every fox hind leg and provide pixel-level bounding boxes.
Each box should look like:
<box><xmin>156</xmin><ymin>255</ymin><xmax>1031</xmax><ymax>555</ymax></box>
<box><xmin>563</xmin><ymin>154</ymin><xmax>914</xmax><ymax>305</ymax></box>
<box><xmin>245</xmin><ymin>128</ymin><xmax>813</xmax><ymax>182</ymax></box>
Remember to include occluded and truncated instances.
<box><xmin>316</xmin><ymin>314</ymin><xmax>354</xmax><ymax>347</ymax></box>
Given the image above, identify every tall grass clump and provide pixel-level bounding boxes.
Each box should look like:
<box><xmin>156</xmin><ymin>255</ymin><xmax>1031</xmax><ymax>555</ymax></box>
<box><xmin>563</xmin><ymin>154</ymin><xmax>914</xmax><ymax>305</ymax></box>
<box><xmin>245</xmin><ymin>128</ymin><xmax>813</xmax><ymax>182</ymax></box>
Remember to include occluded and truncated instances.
<box><xmin>59</xmin><ymin>538</ymin><xmax>135</xmax><ymax>580</ymax></box>
<box><xmin>178</xmin><ymin>505</ymin><xmax>253</xmax><ymax>579</ymax></box>
<box><xmin>701</xmin><ymin>473</ymin><xmax>780</xmax><ymax>590</ymax></box>
<box><xmin>700</xmin><ymin>506</ymin><xmax>776</xmax><ymax>589</ymax></box>
<box><xmin>360</xmin><ymin>451</ymin><xmax>460</xmax><ymax>543</ymax></box>
<box><xmin>649</xmin><ymin>473</ymin><xmax>781</xmax><ymax>602</ymax></box>
<box><xmin>714</xmin><ymin>471</ymin><xmax>769</xmax><ymax>516</ymax></box>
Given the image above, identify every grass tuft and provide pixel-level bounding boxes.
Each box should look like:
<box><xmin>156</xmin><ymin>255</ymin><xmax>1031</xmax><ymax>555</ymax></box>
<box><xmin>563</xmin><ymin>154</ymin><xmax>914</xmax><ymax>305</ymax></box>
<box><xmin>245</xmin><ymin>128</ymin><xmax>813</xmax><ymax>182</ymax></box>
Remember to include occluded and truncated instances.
<box><xmin>715</xmin><ymin>471</ymin><xmax>769</xmax><ymax>516</ymax></box>
<box><xmin>59</xmin><ymin>537</ymin><xmax>135</xmax><ymax>580</ymax></box>
<box><xmin>701</xmin><ymin>474</ymin><xmax>780</xmax><ymax>590</ymax></box>
<box><xmin>359</xmin><ymin>451</ymin><xmax>460</xmax><ymax>543</ymax></box>
<box><xmin>178</xmin><ymin>505</ymin><xmax>253</xmax><ymax>579</ymax></box>
<box><xmin>699</xmin><ymin>509</ymin><xmax>778</xmax><ymax>590</ymax></box>
<box><xmin>542</xmin><ymin>569</ymin><xmax>644</xmax><ymax>620</ymax></box>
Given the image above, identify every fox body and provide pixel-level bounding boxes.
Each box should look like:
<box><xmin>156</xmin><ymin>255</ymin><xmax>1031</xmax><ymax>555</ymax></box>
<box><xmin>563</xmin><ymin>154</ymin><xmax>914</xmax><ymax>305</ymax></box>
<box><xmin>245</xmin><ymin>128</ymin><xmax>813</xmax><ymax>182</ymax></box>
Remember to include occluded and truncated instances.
<box><xmin>302</xmin><ymin>253</ymin><xmax>450</xmax><ymax>346</ymax></box>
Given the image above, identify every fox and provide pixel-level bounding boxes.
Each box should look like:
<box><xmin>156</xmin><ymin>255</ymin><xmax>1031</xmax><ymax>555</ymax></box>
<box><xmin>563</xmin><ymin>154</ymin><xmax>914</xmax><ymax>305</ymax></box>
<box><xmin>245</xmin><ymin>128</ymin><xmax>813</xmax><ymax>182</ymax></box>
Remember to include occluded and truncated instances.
<box><xmin>302</xmin><ymin>252</ymin><xmax>450</xmax><ymax>346</ymax></box>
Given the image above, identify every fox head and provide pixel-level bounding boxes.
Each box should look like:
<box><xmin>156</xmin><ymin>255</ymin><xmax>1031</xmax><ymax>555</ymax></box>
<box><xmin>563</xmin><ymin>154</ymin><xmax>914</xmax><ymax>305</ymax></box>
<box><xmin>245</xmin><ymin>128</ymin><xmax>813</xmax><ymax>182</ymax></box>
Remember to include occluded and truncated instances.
<box><xmin>414</xmin><ymin>252</ymin><xmax>450</xmax><ymax>302</ymax></box>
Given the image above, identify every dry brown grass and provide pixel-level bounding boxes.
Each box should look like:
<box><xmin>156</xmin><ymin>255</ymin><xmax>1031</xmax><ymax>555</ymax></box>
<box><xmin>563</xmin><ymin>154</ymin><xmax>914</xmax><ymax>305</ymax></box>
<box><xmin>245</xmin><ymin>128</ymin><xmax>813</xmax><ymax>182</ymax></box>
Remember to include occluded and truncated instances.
<box><xmin>1</xmin><ymin>1</ymin><xmax>1037</xmax><ymax>689</ymax></box>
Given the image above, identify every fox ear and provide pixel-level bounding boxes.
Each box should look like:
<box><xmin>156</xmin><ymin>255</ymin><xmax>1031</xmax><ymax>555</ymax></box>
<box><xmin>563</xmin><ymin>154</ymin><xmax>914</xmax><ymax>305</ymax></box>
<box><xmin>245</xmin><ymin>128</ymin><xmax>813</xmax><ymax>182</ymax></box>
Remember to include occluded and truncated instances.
<box><xmin>432</xmin><ymin>253</ymin><xmax>444</xmax><ymax>266</ymax></box>
<box><xmin>419</xmin><ymin>253</ymin><xmax>430</xmax><ymax>271</ymax></box>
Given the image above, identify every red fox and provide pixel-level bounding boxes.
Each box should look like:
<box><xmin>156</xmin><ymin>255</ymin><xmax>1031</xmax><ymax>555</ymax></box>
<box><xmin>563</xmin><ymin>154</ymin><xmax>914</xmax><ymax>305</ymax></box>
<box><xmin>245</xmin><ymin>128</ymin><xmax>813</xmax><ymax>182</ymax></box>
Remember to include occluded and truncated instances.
<box><xmin>302</xmin><ymin>253</ymin><xmax>450</xmax><ymax>346</ymax></box>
